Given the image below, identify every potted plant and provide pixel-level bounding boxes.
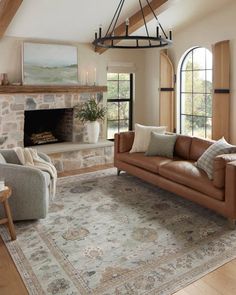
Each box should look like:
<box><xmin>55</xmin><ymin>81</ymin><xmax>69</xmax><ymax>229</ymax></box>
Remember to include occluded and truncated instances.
<box><xmin>75</xmin><ymin>98</ymin><xmax>106</xmax><ymax>143</ymax></box>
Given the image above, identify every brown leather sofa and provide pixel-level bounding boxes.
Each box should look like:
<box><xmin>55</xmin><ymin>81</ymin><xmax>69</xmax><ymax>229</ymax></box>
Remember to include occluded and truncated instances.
<box><xmin>114</xmin><ymin>131</ymin><xmax>236</xmax><ymax>227</ymax></box>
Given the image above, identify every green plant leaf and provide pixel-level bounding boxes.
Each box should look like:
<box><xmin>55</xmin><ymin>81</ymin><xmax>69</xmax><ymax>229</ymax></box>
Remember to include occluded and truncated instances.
<box><xmin>75</xmin><ymin>98</ymin><xmax>107</xmax><ymax>123</ymax></box>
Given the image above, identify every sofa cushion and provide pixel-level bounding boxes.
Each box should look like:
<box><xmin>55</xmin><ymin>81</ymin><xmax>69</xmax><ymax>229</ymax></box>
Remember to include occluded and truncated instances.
<box><xmin>159</xmin><ymin>161</ymin><xmax>224</xmax><ymax>201</ymax></box>
<box><xmin>145</xmin><ymin>132</ymin><xmax>177</xmax><ymax>158</ymax></box>
<box><xmin>174</xmin><ymin>135</ymin><xmax>192</xmax><ymax>160</ymax></box>
<box><xmin>130</xmin><ymin>124</ymin><xmax>166</xmax><ymax>153</ymax></box>
<box><xmin>213</xmin><ymin>153</ymin><xmax>236</xmax><ymax>188</ymax></box>
<box><xmin>196</xmin><ymin>138</ymin><xmax>236</xmax><ymax>180</ymax></box>
<box><xmin>117</xmin><ymin>152</ymin><xmax>172</xmax><ymax>174</ymax></box>
<box><xmin>189</xmin><ymin>137</ymin><xmax>213</xmax><ymax>161</ymax></box>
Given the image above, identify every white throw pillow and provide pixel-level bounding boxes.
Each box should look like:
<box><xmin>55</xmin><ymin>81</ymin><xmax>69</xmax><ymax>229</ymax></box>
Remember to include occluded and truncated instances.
<box><xmin>196</xmin><ymin>137</ymin><xmax>236</xmax><ymax>179</ymax></box>
<box><xmin>130</xmin><ymin>123</ymin><xmax>166</xmax><ymax>153</ymax></box>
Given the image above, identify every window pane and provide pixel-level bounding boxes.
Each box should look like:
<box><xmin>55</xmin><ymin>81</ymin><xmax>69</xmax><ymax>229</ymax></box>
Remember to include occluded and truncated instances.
<box><xmin>182</xmin><ymin>51</ymin><xmax>192</xmax><ymax>71</ymax></box>
<box><xmin>107</xmin><ymin>73</ymin><xmax>118</xmax><ymax>80</ymax></box>
<box><xmin>193</xmin><ymin>70</ymin><xmax>205</xmax><ymax>93</ymax></box>
<box><xmin>119</xmin><ymin>81</ymin><xmax>130</xmax><ymax>99</ymax></box>
<box><xmin>181</xmin><ymin>94</ymin><xmax>192</xmax><ymax>115</ymax></box>
<box><xmin>181</xmin><ymin>71</ymin><xmax>192</xmax><ymax>92</ymax></box>
<box><xmin>206</xmin><ymin>94</ymin><xmax>212</xmax><ymax>117</ymax></box>
<box><xmin>180</xmin><ymin>47</ymin><xmax>213</xmax><ymax>139</ymax></box>
<box><xmin>193</xmin><ymin>116</ymin><xmax>205</xmax><ymax>137</ymax></box>
<box><xmin>193</xmin><ymin>48</ymin><xmax>206</xmax><ymax>70</ymax></box>
<box><xmin>107</xmin><ymin>81</ymin><xmax>118</xmax><ymax>99</ymax></box>
<box><xmin>107</xmin><ymin>120</ymin><xmax>118</xmax><ymax>139</ymax></box>
<box><xmin>206</xmin><ymin>118</ymin><xmax>212</xmax><ymax>139</ymax></box>
<box><xmin>181</xmin><ymin>115</ymin><xmax>192</xmax><ymax>136</ymax></box>
<box><xmin>119</xmin><ymin>101</ymin><xmax>129</xmax><ymax>120</ymax></box>
<box><xmin>193</xmin><ymin>94</ymin><xmax>205</xmax><ymax>116</ymax></box>
<box><xmin>106</xmin><ymin>73</ymin><xmax>132</xmax><ymax>140</ymax></box>
<box><xmin>119</xmin><ymin>120</ymin><xmax>129</xmax><ymax>132</ymax></box>
<box><xmin>206</xmin><ymin>70</ymin><xmax>212</xmax><ymax>93</ymax></box>
<box><xmin>119</xmin><ymin>73</ymin><xmax>130</xmax><ymax>80</ymax></box>
<box><xmin>107</xmin><ymin>102</ymin><xmax>118</xmax><ymax>120</ymax></box>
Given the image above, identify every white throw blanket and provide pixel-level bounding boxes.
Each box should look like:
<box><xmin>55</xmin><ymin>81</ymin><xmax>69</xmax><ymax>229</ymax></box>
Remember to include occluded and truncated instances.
<box><xmin>14</xmin><ymin>147</ymin><xmax>57</xmax><ymax>198</ymax></box>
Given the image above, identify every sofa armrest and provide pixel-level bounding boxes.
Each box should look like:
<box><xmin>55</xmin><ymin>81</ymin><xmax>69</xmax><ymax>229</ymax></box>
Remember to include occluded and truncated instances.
<box><xmin>115</xmin><ymin>131</ymin><xmax>135</xmax><ymax>154</ymax></box>
<box><xmin>225</xmin><ymin>160</ymin><xmax>236</xmax><ymax>218</ymax></box>
<box><xmin>213</xmin><ymin>153</ymin><xmax>236</xmax><ymax>188</ymax></box>
<box><xmin>0</xmin><ymin>163</ymin><xmax>48</xmax><ymax>220</ymax></box>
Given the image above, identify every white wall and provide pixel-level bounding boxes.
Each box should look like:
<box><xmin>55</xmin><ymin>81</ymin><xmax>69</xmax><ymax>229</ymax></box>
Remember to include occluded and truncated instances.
<box><xmin>168</xmin><ymin>0</ymin><xmax>236</xmax><ymax>144</ymax></box>
<box><xmin>0</xmin><ymin>36</ymin><xmax>150</xmax><ymax>127</ymax></box>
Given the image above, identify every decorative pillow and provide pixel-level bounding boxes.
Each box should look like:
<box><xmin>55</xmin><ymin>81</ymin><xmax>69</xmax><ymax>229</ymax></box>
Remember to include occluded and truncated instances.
<box><xmin>0</xmin><ymin>154</ymin><xmax>6</xmax><ymax>164</ymax></box>
<box><xmin>145</xmin><ymin>132</ymin><xmax>177</xmax><ymax>158</ymax></box>
<box><xmin>130</xmin><ymin>124</ymin><xmax>166</xmax><ymax>153</ymax></box>
<box><xmin>196</xmin><ymin>137</ymin><xmax>236</xmax><ymax>179</ymax></box>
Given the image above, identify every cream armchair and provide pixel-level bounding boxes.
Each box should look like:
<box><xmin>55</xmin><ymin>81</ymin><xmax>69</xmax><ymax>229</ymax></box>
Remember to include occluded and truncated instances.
<box><xmin>0</xmin><ymin>149</ymin><xmax>53</xmax><ymax>221</ymax></box>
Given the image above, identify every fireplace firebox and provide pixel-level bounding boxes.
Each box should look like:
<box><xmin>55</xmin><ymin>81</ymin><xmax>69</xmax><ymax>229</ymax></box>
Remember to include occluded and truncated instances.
<box><xmin>24</xmin><ymin>108</ymin><xmax>73</xmax><ymax>147</ymax></box>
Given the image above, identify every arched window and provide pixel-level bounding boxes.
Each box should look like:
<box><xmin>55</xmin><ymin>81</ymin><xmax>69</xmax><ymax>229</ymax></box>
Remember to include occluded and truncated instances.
<box><xmin>180</xmin><ymin>47</ymin><xmax>213</xmax><ymax>138</ymax></box>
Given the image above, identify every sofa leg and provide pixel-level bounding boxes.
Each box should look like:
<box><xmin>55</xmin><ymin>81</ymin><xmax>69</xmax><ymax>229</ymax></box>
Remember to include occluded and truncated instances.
<box><xmin>228</xmin><ymin>218</ymin><xmax>236</xmax><ymax>229</ymax></box>
<box><xmin>117</xmin><ymin>169</ymin><xmax>121</xmax><ymax>176</ymax></box>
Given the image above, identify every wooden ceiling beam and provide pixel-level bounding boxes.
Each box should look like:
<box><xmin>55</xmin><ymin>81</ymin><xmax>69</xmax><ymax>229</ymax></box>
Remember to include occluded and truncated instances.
<box><xmin>0</xmin><ymin>0</ymin><xmax>23</xmax><ymax>38</ymax></box>
<box><xmin>95</xmin><ymin>0</ymin><xmax>168</xmax><ymax>54</ymax></box>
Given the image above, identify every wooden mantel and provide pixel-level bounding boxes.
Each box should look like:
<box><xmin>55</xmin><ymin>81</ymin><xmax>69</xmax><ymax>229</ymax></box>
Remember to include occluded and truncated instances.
<box><xmin>0</xmin><ymin>85</ymin><xmax>107</xmax><ymax>94</ymax></box>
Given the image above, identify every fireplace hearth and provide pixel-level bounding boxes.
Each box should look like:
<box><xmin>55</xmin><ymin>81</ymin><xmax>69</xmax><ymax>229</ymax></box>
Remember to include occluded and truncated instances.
<box><xmin>24</xmin><ymin>108</ymin><xmax>74</xmax><ymax>147</ymax></box>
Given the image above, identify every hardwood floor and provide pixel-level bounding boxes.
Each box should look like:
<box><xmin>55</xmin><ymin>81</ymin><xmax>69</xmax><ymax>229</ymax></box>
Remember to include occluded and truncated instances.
<box><xmin>174</xmin><ymin>259</ymin><xmax>236</xmax><ymax>295</ymax></box>
<box><xmin>57</xmin><ymin>163</ymin><xmax>113</xmax><ymax>178</ymax></box>
<box><xmin>0</xmin><ymin>236</ymin><xmax>28</xmax><ymax>295</ymax></box>
<box><xmin>1</xmin><ymin>164</ymin><xmax>236</xmax><ymax>295</ymax></box>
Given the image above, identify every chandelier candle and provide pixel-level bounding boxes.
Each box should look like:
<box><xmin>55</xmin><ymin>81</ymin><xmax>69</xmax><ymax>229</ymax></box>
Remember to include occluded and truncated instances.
<box><xmin>94</xmin><ymin>68</ymin><xmax>97</xmax><ymax>85</ymax></box>
<box><xmin>126</xmin><ymin>18</ymin><xmax>129</xmax><ymax>36</ymax></box>
<box><xmin>86</xmin><ymin>72</ymin><xmax>89</xmax><ymax>85</ymax></box>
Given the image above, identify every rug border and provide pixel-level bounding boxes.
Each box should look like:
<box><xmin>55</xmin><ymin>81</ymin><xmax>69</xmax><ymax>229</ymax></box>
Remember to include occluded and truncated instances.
<box><xmin>3</xmin><ymin>226</ymin><xmax>236</xmax><ymax>295</ymax></box>
<box><xmin>0</xmin><ymin>228</ymin><xmax>45</xmax><ymax>295</ymax></box>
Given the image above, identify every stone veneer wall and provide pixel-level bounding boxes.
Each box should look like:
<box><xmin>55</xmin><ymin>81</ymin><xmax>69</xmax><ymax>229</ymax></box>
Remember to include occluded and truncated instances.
<box><xmin>0</xmin><ymin>92</ymin><xmax>103</xmax><ymax>148</ymax></box>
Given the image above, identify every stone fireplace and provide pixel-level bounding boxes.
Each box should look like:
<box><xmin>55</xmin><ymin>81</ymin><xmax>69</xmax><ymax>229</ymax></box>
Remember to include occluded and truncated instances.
<box><xmin>0</xmin><ymin>91</ymin><xmax>113</xmax><ymax>172</ymax></box>
<box><xmin>24</xmin><ymin>108</ymin><xmax>74</xmax><ymax>146</ymax></box>
<box><xmin>0</xmin><ymin>93</ymin><xmax>97</xmax><ymax>148</ymax></box>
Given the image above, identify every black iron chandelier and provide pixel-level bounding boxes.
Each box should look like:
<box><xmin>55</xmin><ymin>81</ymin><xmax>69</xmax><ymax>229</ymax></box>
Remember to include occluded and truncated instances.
<box><xmin>93</xmin><ymin>0</ymin><xmax>172</xmax><ymax>49</ymax></box>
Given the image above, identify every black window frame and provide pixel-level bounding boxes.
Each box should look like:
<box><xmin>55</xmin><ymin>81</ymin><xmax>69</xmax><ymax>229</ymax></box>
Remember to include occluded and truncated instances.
<box><xmin>180</xmin><ymin>47</ymin><xmax>213</xmax><ymax>138</ymax></box>
<box><xmin>106</xmin><ymin>73</ymin><xmax>133</xmax><ymax>140</ymax></box>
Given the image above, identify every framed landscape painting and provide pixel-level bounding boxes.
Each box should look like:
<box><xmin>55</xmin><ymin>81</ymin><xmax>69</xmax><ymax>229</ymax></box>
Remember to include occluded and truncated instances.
<box><xmin>22</xmin><ymin>42</ymin><xmax>78</xmax><ymax>85</ymax></box>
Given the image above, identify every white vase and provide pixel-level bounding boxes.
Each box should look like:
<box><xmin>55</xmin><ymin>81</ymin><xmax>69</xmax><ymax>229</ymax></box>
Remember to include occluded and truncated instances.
<box><xmin>86</xmin><ymin>121</ymin><xmax>100</xmax><ymax>143</ymax></box>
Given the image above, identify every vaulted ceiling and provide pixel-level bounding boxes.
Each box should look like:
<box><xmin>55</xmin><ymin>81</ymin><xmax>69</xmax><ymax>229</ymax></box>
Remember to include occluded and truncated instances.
<box><xmin>4</xmin><ymin>0</ymin><xmax>234</xmax><ymax>43</ymax></box>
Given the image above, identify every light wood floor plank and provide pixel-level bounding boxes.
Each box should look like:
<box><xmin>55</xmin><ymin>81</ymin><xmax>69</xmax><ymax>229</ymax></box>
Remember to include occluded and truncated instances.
<box><xmin>58</xmin><ymin>163</ymin><xmax>113</xmax><ymax>177</ymax></box>
<box><xmin>0</xmin><ymin>236</ymin><xmax>28</xmax><ymax>295</ymax></box>
<box><xmin>202</xmin><ymin>269</ymin><xmax>236</xmax><ymax>295</ymax></box>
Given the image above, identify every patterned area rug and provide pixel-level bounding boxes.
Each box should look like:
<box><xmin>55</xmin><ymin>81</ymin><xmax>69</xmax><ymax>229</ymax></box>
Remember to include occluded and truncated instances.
<box><xmin>1</xmin><ymin>168</ymin><xmax>236</xmax><ymax>295</ymax></box>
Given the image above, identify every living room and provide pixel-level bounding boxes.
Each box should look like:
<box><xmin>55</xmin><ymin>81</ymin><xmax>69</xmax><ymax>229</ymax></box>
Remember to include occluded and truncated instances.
<box><xmin>0</xmin><ymin>0</ymin><xmax>236</xmax><ymax>294</ymax></box>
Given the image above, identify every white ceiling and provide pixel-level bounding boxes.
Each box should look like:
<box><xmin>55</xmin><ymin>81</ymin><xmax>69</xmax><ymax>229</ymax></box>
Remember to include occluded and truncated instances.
<box><xmin>5</xmin><ymin>0</ymin><xmax>233</xmax><ymax>43</ymax></box>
